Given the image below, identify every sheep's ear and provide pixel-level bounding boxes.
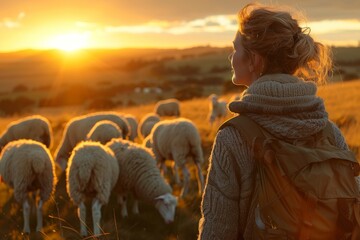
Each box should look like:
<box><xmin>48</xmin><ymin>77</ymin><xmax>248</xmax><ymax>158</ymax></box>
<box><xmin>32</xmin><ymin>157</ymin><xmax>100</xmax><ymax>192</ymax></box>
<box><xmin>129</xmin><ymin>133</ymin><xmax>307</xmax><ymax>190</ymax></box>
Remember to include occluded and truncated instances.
<box><xmin>154</xmin><ymin>195</ymin><xmax>166</xmax><ymax>201</ymax></box>
<box><xmin>155</xmin><ymin>194</ymin><xmax>178</xmax><ymax>204</ymax></box>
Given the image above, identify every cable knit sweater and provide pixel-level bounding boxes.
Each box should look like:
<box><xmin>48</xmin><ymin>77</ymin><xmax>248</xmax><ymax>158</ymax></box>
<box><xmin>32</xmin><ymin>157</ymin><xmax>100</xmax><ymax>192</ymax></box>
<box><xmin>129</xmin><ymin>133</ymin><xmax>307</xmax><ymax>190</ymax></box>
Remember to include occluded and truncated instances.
<box><xmin>198</xmin><ymin>74</ymin><xmax>352</xmax><ymax>240</ymax></box>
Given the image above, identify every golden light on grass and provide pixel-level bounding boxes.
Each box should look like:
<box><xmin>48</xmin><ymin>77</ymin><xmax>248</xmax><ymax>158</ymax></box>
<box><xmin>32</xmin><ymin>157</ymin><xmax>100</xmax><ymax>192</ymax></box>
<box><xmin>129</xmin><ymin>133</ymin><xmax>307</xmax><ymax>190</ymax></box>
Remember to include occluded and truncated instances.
<box><xmin>48</xmin><ymin>32</ymin><xmax>90</xmax><ymax>52</ymax></box>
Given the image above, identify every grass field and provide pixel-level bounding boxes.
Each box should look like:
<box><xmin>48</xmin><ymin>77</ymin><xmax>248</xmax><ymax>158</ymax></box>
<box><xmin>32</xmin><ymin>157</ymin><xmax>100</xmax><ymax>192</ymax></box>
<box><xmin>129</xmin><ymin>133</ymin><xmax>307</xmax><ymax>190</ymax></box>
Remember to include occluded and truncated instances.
<box><xmin>0</xmin><ymin>78</ymin><xmax>359</xmax><ymax>240</ymax></box>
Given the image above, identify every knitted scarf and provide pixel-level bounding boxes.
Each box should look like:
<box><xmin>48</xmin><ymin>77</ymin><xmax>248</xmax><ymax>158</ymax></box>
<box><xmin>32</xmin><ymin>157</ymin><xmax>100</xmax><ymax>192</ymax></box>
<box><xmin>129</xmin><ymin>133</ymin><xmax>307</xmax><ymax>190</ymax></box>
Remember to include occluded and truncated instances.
<box><xmin>228</xmin><ymin>74</ymin><xmax>329</xmax><ymax>139</ymax></box>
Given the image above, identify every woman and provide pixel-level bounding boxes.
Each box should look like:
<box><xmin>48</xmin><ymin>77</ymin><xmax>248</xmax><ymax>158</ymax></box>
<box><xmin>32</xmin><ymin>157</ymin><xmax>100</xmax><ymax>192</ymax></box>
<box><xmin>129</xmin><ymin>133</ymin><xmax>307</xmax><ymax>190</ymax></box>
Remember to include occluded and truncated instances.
<box><xmin>198</xmin><ymin>3</ymin><xmax>352</xmax><ymax>240</ymax></box>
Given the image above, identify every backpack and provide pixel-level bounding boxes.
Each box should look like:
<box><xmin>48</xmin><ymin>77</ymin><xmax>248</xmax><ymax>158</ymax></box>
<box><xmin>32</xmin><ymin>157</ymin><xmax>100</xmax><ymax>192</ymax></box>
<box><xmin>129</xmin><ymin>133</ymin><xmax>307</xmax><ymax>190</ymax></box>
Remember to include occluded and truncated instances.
<box><xmin>220</xmin><ymin>115</ymin><xmax>360</xmax><ymax>240</ymax></box>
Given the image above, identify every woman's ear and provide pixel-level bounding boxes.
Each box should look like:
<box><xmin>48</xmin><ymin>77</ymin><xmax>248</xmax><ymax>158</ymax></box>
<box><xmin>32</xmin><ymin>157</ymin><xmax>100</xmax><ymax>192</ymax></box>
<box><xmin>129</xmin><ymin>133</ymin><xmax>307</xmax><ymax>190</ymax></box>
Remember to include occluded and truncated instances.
<box><xmin>250</xmin><ymin>52</ymin><xmax>264</xmax><ymax>76</ymax></box>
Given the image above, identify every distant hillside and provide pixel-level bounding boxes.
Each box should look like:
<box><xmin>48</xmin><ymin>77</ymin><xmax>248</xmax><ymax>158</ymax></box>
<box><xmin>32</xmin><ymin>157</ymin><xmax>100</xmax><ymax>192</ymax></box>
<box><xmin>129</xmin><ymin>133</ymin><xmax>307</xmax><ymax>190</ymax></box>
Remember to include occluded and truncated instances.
<box><xmin>0</xmin><ymin>46</ymin><xmax>358</xmax><ymax>116</ymax></box>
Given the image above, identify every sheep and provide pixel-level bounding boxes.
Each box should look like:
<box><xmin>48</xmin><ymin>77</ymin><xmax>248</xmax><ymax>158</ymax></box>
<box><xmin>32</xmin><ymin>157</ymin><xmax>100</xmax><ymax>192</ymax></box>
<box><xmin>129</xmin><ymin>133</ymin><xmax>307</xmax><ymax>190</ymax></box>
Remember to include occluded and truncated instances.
<box><xmin>208</xmin><ymin>94</ymin><xmax>228</xmax><ymax>126</ymax></box>
<box><xmin>142</xmin><ymin>134</ymin><xmax>153</xmax><ymax>149</ymax></box>
<box><xmin>66</xmin><ymin>141</ymin><xmax>119</xmax><ymax>237</ymax></box>
<box><xmin>0</xmin><ymin>115</ymin><xmax>52</xmax><ymax>151</ymax></box>
<box><xmin>122</xmin><ymin>114</ymin><xmax>138</xmax><ymax>141</ymax></box>
<box><xmin>106</xmin><ymin>138</ymin><xmax>178</xmax><ymax>224</ymax></box>
<box><xmin>0</xmin><ymin>139</ymin><xmax>57</xmax><ymax>233</ymax></box>
<box><xmin>154</xmin><ymin>98</ymin><xmax>180</xmax><ymax>117</ymax></box>
<box><xmin>86</xmin><ymin>120</ymin><xmax>123</xmax><ymax>144</ymax></box>
<box><xmin>55</xmin><ymin>111</ymin><xmax>130</xmax><ymax>170</ymax></box>
<box><xmin>138</xmin><ymin>113</ymin><xmax>161</xmax><ymax>139</ymax></box>
<box><xmin>149</xmin><ymin>118</ymin><xmax>204</xmax><ymax>198</ymax></box>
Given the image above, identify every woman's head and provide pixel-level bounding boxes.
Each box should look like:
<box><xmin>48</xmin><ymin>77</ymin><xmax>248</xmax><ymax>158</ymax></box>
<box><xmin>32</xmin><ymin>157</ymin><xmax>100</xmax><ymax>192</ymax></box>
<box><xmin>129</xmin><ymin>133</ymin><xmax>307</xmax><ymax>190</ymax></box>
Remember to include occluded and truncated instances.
<box><xmin>231</xmin><ymin>3</ymin><xmax>332</xmax><ymax>86</ymax></box>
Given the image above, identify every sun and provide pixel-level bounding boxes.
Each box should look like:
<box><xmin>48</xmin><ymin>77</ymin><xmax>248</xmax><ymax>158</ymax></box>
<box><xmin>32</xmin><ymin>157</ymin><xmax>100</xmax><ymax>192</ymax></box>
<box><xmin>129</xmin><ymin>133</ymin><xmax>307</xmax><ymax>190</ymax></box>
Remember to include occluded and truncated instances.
<box><xmin>49</xmin><ymin>33</ymin><xmax>90</xmax><ymax>52</ymax></box>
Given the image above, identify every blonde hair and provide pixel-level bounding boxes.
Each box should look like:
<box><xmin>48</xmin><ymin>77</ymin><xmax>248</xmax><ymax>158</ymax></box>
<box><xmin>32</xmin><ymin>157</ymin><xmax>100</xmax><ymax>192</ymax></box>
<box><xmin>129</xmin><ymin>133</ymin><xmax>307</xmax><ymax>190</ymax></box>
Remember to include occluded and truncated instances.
<box><xmin>238</xmin><ymin>3</ymin><xmax>332</xmax><ymax>85</ymax></box>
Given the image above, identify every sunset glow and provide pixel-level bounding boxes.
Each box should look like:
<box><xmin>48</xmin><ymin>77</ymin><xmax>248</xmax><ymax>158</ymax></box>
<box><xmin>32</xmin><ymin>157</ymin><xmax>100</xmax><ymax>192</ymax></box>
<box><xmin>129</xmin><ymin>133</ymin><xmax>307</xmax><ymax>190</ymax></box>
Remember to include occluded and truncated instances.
<box><xmin>0</xmin><ymin>1</ymin><xmax>359</xmax><ymax>52</ymax></box>
<box><xmin>47</xmin><ymin>33</ymin><xmax>90</xmax><ymax>52</ymax></box>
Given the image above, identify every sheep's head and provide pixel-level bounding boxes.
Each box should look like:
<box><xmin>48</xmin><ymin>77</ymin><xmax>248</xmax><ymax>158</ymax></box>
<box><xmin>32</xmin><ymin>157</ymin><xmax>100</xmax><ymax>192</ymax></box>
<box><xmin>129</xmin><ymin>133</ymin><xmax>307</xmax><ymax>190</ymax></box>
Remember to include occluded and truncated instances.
<box><xmin>208</xmin><ymin>94</ymin><xmax>218</xmax><ymax>104</ymax></box>
<box><xmin>106</xmin><ymin>138</ymin><xmax>132</xmax><ymax>164</ymax></box>
<box><xmin>86</xmin><ymin>120</ymin><xmax>123</xmax><ymax>145</ymax></box>
<box><xmin>154</xmin><ymin>193</ymin><xmax>178</xmax><ymax>224</ymax></box>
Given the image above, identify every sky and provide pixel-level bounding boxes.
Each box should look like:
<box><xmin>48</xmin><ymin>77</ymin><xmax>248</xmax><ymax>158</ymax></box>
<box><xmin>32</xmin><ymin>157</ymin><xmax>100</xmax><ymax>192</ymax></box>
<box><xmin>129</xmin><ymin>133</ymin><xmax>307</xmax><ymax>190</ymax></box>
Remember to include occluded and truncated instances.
<box><xmin>0</xmin><ymin>0</ymin><xmax>360</xmax><ymax>52</ymax></box>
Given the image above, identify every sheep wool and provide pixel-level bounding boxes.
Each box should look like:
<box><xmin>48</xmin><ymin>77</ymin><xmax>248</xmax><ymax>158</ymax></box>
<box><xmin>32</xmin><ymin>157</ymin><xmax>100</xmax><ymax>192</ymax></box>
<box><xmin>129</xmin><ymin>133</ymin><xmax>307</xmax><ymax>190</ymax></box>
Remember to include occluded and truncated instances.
<box><xmin>208</xmin><ymin>94</ymin><xmax>228</xmax><ymax>125</ymax></box>
<box><xmin>66</xmin><ymin>141</ymin><xmax>119</xmax><ymax>205</ymax></box>
<box><xmin>55</xmin><ymin>111</ymin><xmax>130</xmax><ymax>170</ymax></box>
<box><xmin>123</xmin><ymin>114</ymin><xmax>138</xmax><ymax>141</ymax></box>
<box><xmin>138</xmin><ymin>113</ymin><xmax>161</xmax><ymax>139</ymax></box>
<box><xmin>0</xmin><ymin>139</ymin><xmax>56</xmax><ymax>203</ymax></box>
<box><xmin>149</xmin><ymin>117</ymin><xmax>204</xmax><ymax>197</ymax></box>
<box><xmin>86</xmin><ymin>120</ymin><xmax>123</xmax><ymax>144</ymax></box>
<box><xmin>151</xmin><ymin>118</ymin><xmax>204</xmax><ymax>167</ymax></box>
<box><xmin>0</xmin><ymin>115</ymin><xmax>53</xmax><ymax>150</ymax></box>
<box><xmin>107</xmin><ymin>138</ymin><xmax>172</xmax><ymax>202</ymax></box>
<box><xmin>154</xmin><ymin>98</ymin><xmax>180</xmax><ymax>117</ymax></box>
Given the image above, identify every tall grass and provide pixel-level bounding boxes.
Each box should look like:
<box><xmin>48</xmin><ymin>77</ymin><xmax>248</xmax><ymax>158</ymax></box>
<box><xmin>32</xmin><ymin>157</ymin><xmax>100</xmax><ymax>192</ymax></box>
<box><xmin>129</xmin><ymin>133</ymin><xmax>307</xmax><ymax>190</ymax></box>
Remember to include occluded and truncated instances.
<box><xmin>0</xmin><ymin>80</ymin><xmax>359</xmax><ymax>239</ymax></box>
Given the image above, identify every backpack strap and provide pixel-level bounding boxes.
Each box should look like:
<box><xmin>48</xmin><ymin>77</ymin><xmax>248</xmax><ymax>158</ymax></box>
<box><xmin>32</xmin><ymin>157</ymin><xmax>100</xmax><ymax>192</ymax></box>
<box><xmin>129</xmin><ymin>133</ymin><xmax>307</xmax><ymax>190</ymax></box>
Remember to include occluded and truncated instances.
<box><xmin>314</xmin><ymin>120</ymin><xmax>336</xmax><ymax>146</ymax></box>
<box><xmin>219</xmin><ymin>115</ymin><xmax>265</xmax><ymax>240</ymax></box>
<box><xmin>219</xmin><ymin>114</ymin><xmax>266</xmax><ymax>144</ymax></box>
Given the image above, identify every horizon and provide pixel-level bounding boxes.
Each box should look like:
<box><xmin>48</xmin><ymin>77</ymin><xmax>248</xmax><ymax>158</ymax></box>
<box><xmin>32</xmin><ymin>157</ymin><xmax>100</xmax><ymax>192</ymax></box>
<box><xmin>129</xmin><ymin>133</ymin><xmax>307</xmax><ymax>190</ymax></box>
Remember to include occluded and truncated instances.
<box><xmin>1</xmin><ymin>44</ymin><xmax>360</xmax><ymax>55</ymax></box>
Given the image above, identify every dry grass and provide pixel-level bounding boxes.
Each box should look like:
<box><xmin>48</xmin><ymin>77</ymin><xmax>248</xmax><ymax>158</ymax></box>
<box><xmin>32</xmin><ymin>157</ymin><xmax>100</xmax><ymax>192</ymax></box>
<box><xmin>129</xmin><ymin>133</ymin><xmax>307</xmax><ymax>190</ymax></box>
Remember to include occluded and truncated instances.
<box><xmin>0</xmin><ymin>80</ymin><xmax>359</xmax><ymax>239</ymax></box>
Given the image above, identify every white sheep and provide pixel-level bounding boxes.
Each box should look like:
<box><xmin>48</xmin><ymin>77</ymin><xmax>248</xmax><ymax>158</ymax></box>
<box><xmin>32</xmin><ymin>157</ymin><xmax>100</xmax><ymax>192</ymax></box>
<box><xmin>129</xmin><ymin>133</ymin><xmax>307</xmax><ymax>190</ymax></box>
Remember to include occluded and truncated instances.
<box><xmin>0</xmin><ymin>139</ymin><xmax>57</xmax><ymax>233</ymax></box>
<box><xmin>0</xmin><ymin>115</ymin><xmax>52</xmax><ymax>151</ymax></box>
<box><xmin>55</xmin><ymin>111</ymin><xmax>130</xmax><ymax>170</ymax></box>
<box><xmin>138</xmin><ymin>113</ymin><xmax>161</xmax><ymax>139</ymax></box>
<box><xmin>66</xmin><ymin>141</ymin><xmax>119</xmax><ymax>237</ymax></box>
<box><xmin>154</xmin><ymin>98</ymin><xmax>180</xmax><ymax>117</ymax></box>
<box><xmin>122</xmin><ymin>114</ymin><xmax>138</xmax><ymax>141</ymax></box>
<box><xmin>149</xmin><ymin>118</ymin><xmax>204</xmax><ymax>198</ymax></box>
<box><xmin>106</xmin><ymin>138</ymin><xmax>178</xmax><ymax>224</ymax></box>
<box><xmin>208</xmin><ymin>94</ymin><xmax>228</xmax><ymax>126</ymax></box>
<box><xmin>86</xmin><ymin>120</ymin><xmax>123</xmax><ymax>144</ymax></box>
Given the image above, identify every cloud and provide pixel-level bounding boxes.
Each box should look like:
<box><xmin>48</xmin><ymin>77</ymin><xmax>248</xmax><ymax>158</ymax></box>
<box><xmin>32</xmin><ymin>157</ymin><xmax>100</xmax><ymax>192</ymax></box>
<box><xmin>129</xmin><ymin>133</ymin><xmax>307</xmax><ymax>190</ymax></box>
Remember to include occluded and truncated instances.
<box><xmin>0</xmin><ymin>11</ymin><xmax>25</xmax><ymax>29</ymax></box>
<box><xmin>105</xmin><ymin>14</ymin><xmax>237</xmax><ymax>35</ymax></box>
<box><xmin>307</xmin><ymin>19</ymin><xmax>360</xmax><ymax>35</ymax></box>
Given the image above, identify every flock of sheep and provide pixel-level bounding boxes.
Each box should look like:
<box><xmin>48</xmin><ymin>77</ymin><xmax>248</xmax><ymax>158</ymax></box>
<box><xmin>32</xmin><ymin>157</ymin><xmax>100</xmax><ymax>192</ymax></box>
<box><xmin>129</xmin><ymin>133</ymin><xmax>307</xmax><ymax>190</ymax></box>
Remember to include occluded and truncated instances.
<box><xmin>0</xmin><ymin>95</ymin><xmax>237</xmax><ymax>236</ymax></box>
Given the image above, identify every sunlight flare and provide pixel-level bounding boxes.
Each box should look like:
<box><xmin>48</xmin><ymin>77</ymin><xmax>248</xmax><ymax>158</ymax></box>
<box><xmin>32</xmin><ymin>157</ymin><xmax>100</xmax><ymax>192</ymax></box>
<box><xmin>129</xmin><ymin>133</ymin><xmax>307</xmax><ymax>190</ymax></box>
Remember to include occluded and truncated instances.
<box><xmin>48</xmin><ymin>32</ymin><xmax>90</xmax><ymax>52</ymax></box>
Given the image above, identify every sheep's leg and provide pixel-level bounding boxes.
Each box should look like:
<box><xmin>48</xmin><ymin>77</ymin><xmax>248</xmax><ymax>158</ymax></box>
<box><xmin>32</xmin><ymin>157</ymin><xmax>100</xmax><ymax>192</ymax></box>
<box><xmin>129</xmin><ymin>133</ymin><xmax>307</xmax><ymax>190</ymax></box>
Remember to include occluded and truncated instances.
<box><xmin>117</xmin><ymin>194</ymin><xmax>128</xmax><ymax>217</ymax></box>
<box><xmin>132</xmin><ymin>199</ymin><xmax>139</xmax><ymax>215</ymax></box>
<box><xmin>78</xmin><ymin>202</ymin><xmax>87</xmax><ymax>237</ymax></box>
<box><xmin>36</xmin><ymin>199</ymin><xmax>43</xmax><ymax>232</ymax></box>
<box><xmin>180</xmin><ymin>166</ymin><xmax>190</xmax><ymax>198</ymax></box>
<box><xmin>31</xmin><ymin>191</ymin><xmax>37</xmax><ymax>216</ymax></box>
<box><xmin>23</xmin><ymin>200</ymin><xmax>31</xmax><ymax>233</ymax></box>
<box><xmin>158</xmin><ymin>161</ymin><xmax>168</xmax><ymax>177</ymax></box>
<box><xmin>92</xmin><ymin>199</ymin><xmax>102</xmax><ymax>236</ymax></box>
<box><xmin>173</xmin><ymin>162</ymin><xmax>181</xmax><ymax>185</ymax></box>
<box><xmin>195</xmin><ymin>162</ymin><xmax>205</xmax><ymax>196</ymax></box>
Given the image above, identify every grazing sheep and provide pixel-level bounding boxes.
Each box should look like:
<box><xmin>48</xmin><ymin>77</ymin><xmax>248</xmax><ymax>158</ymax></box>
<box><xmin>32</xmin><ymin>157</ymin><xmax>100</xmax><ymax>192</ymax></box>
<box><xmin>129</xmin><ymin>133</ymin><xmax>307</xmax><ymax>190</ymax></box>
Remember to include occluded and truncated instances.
<box><xmin>122</xmin><ymin>114</ymin><xmax>138</xmax><ymax>141</ymax></box>
<box><xmin>66</xmin><ymin>141</ymin><xmax>119</xmax><ymax>237</ymax></box>
<box><xmin>0</xmin><ymin>115</ymin><xmax>52</xmax><ymax>151</ymax></box>
<box><xmin>86</xmin><ymin>120</ymin><xmax>123</xmax><ymax>144</ymax></box>
<box><xmin>154</xmin><ymin>98</ymin><xmax>180</xmax><ymax>117</ymax></box>
<box><xmin>107</xmin><ymin>138</ymin><xmax>178</xmax><ymax>224</ymax></box>
<box><xmin>55</xmin><ymin>112</ymin><xmax>130</xmax><ymax>170</ymax></box>
<box><xmin>138</xmin><ymin>113</ymin><xmax>161</xmax><ymax>139</ymax></box>
<box><xmin>142</xmin><ymin>135</ymin><xmax>153</xmax><ymax>149</ymax></box>
<box><xmin>0</xmin><ymin>139</ymin><xmax>57</xmax><ymax>233</ymax></box>
<box><xmin>208</xmin><ymin>94</ymin><xmax>227</xmax><ymax>126</ymax></box>
<box><xmin>149</xmin><ymin>118</ymin><xmax>204</xmax><ymax>198</ymax></box>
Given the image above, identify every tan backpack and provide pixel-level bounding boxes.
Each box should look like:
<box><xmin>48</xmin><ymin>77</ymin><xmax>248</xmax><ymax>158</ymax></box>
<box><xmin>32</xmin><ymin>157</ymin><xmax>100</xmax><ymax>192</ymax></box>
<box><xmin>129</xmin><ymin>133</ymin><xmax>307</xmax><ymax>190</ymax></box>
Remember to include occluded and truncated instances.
<box><xmin>221</xmin><ymin>115</ymin><xmax>360</xmax><ymax>240</ymax></box>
